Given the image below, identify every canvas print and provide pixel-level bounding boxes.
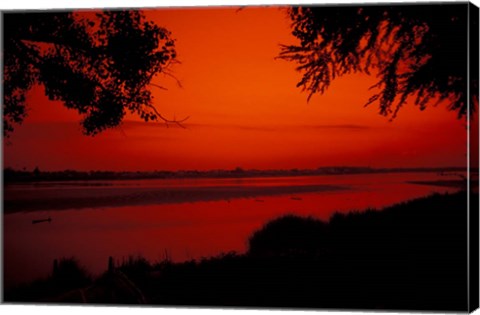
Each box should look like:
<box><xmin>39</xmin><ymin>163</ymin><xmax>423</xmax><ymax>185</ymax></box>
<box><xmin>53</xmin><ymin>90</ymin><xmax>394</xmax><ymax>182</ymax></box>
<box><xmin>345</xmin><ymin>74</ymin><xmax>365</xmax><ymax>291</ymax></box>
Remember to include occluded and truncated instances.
<box><xmin>2</xmin><ymin>1</ymin><xmax>479</xmax><ymax>312</ymax></box>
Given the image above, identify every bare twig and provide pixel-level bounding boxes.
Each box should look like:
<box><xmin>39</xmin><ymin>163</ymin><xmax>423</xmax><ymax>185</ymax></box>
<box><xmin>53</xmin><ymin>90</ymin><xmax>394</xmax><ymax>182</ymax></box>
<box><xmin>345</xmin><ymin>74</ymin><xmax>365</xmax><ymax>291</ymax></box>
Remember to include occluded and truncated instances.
<box><xmin>150</xmin><ymin>83</ymin><xmax>168</xmax><ymax>91</ymax></box>
<box><xmin>163</xmin><ymin>70</ymin><xmax>183</xmax><ymax>88</ymax></box>
<box><xmin>144</xmin><ymin>103</ymin><xmax>190</xmax><ymax>128</ymax></box>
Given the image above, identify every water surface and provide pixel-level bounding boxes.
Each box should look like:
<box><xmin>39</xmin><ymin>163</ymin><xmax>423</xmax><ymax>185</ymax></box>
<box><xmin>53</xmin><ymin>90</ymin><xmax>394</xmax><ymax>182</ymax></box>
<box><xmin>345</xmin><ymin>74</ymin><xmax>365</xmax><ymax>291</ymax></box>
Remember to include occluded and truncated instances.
<box><xmin>3</xmin><ymin>172</ymin><xmax>460</xmax><ymax>288</ymax></box>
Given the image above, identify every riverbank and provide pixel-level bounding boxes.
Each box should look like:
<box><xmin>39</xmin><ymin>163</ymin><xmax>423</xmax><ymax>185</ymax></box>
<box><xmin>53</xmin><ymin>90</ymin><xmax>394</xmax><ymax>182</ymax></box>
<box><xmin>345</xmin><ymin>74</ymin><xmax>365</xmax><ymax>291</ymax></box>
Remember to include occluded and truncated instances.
<box><xmin>5</xmin><ymin>191</ymin><xmax>476</xmax><ymax>311</ymax></box>
<box><xmin>4</xmin><ymin>183</ymin><xmax>346</xmax><ymax>213</ymax></box>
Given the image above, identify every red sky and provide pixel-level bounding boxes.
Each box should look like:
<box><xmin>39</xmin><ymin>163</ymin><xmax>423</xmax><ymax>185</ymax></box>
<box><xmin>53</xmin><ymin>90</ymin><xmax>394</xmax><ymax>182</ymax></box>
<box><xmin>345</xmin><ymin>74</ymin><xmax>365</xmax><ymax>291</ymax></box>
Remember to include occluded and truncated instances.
<box><xmin>3</xmin><ymin>7</ymin><xmax>473</xmax><ymax>171</ymax></box>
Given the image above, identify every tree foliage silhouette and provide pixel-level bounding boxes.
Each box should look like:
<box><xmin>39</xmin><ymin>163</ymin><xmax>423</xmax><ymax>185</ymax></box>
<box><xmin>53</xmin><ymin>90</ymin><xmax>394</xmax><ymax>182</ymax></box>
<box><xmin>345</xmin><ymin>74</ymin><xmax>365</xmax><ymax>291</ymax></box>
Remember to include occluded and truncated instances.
<box><xmin>279</xmin><ymin>4</ymin><xmax>479</xmax><ymax>119</ymax></box>
<box><xmin>3</xmin><ymin>10</ymin><xmax>183</xmax><ymax>137</ymax></box>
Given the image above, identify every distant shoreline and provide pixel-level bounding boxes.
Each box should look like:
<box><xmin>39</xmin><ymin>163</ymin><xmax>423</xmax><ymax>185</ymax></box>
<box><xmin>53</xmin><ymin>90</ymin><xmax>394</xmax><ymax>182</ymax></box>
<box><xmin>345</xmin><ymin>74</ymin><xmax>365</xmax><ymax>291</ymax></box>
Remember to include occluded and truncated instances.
<box><xmin>3</xmin><ymin>166</ymin><xmax>473</xmax><ymax>183</ymax></box>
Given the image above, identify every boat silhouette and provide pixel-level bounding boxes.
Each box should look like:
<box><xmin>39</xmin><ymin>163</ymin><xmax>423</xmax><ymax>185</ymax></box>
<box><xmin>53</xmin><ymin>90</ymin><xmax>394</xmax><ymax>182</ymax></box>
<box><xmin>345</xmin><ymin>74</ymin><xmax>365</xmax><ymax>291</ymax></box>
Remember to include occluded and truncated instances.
<box><xmin>32</xmin><ymin>217</ymin><xmax>52</xmax><ymax>224</ymax></box>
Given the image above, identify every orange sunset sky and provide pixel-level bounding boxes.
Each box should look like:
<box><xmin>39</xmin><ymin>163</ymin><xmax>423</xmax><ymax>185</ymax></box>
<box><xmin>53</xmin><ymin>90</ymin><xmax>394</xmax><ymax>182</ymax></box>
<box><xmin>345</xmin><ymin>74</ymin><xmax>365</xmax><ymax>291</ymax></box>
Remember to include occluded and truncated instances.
<box><xmin>3</xmin><ymin>6</ymin><xmax>475</xmax><ymax>171</ymax></box>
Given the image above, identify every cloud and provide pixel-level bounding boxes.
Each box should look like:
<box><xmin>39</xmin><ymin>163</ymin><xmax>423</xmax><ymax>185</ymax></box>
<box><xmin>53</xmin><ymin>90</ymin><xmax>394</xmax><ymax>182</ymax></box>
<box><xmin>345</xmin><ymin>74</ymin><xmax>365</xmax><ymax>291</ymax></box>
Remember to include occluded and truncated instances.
<box><xmin>186</xmin><ymin>122</ymin><xmax>371</xmax><ymax>132</ymax></box>
<box><xmin>118</xmin><ymin>120</ymin><xmax>372</xmax><ymax>132</ymax></box>
<box><xmin>308</xmin><ymin>124</ymin><xmax>371</xmax><ymax>130</ymax></box>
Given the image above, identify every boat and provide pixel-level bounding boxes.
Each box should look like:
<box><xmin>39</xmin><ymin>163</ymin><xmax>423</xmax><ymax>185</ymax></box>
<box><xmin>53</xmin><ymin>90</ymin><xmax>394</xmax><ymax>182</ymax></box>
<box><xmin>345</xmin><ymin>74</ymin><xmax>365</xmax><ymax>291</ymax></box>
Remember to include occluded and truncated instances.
<box><xmin>32</xmin><ymin>217</ymin><xmax>52</xmax><ymax>224</ymax></box>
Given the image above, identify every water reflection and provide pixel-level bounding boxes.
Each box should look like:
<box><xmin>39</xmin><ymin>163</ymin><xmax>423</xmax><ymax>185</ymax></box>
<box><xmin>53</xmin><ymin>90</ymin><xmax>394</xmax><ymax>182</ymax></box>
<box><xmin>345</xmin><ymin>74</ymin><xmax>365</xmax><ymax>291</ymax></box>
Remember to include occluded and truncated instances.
<box><xmin>4</xmin><ymin>172</ymin><xmax>459</xmax><ymax>288</ymax></box>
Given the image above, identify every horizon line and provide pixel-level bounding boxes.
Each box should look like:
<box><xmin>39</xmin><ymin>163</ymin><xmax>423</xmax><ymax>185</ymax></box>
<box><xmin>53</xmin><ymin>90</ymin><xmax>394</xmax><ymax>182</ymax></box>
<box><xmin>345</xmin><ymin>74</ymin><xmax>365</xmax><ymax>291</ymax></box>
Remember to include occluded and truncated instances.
<box><xmin>3</xmin><ymin>165</ymin><xmax>471</xmax><ymax>173</ymax></box>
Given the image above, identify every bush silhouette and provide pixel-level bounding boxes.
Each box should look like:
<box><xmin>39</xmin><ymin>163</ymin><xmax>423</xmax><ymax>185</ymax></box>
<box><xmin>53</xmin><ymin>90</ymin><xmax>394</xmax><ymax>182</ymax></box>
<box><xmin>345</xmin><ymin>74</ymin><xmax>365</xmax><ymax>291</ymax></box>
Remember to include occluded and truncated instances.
<box><xmin>51</xmin><ymin>257</ymin><xmax>91</xmax><ymax>290</ymax></box>
<box><xmin>249</xmin><ymin>215</ymin><xmax>328</xmax><ymax>256</ymax></box>
<box><xmin>5</xmin><ymin>192</ymin><xmax>474</xmax><ymax>311</ymax></box>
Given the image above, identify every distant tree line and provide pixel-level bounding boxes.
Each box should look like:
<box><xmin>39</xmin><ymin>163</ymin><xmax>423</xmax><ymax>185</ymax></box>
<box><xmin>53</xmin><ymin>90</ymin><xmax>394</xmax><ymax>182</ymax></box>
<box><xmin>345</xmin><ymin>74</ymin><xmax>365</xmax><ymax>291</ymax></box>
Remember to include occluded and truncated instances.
<box><xmin>3</xmin><ymin>166</ymin><xmax>471</xmax><ymax>183</ymax></box>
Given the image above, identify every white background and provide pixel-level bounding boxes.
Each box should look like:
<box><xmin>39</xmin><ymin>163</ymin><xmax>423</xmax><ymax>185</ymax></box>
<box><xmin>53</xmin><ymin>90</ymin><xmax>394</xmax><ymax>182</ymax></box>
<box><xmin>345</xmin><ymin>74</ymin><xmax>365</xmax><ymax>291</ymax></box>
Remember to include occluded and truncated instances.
<box><xmin>0</xmin><ymin>0</ymin><xmax>479</xmax><ymax>315</ymax></box>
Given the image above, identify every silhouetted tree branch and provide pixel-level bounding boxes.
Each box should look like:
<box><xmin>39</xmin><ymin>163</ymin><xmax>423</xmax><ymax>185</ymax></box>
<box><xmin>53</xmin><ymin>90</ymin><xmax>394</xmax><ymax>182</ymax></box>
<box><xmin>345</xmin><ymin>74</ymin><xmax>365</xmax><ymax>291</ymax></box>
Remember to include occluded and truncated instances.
<box><xmin>3</xmin><ymin>10</ymin><xmax>185</xmax><ymax>137</ymax></box>
<box><xmin>143</xmin><ymin>103</ymin><xmax>189</xmax><ymax>128</ymax></box>
<box><xmin>279</xmin><ymin>4</ymin><xmax>479</xmax><ymax>119</ymax></box>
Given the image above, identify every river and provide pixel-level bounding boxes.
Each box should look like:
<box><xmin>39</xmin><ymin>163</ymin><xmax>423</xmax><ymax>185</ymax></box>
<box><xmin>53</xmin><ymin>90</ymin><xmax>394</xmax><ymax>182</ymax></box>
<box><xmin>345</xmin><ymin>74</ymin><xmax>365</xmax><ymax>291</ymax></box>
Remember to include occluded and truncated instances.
<box><xmin>3</xmin><ymin>172</ymin><xmax>461</xmax><ymax>288</ymax></box>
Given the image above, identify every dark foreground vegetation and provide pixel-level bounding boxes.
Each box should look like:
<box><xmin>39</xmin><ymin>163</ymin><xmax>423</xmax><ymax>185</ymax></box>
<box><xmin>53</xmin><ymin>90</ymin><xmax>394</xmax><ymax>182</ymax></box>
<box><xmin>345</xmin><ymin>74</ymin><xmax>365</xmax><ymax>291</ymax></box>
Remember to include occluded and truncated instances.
<box><xmin>5</xmin><ymin>191</ymin><xmax>475</xmax><ymax>311</ymax></box>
